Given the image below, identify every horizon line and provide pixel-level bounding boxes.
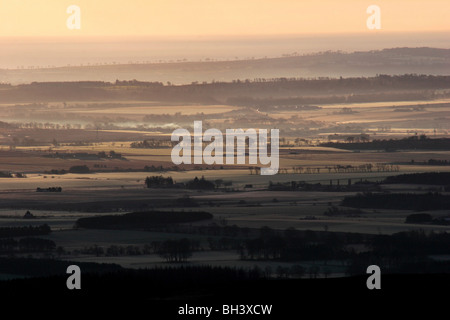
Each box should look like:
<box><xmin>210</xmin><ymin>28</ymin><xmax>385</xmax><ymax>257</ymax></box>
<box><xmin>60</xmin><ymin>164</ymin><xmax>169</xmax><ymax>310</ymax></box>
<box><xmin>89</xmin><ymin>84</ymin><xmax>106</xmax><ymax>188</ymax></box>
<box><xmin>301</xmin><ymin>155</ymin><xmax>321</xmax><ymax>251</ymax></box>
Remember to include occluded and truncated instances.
<box><xmin>0</xmin><ymin>30</ymin><xmax>449</xmax><ymax>42</ymax></box>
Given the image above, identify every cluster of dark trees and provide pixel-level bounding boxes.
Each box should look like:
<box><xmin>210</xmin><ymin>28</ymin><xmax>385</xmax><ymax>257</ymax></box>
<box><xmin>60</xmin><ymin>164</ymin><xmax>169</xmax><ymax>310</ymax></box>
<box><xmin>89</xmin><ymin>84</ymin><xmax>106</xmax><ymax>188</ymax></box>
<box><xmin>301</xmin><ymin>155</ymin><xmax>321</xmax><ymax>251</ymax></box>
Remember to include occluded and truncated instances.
<box><xmin>232</xmin><ymin>227</ymin><xmax>450</xmax><ymax>276</ymax></box>
<box><xmin>155</xmin><ymin>238</ymin><xmax>193</xmax><ymax>263</ymax></box>
<box><xmin>36</xmin><ymin>187</ymin><xmax>62</xmax><ymax>192</ymax></box>
<box><xmin>0</xmin><ymin>225</ymin><xmax>51</xmax><ymax>238</ymax></box>
<box><xmin>383</xmin><ymin>172</ymin><xmax>450</xmax><ymax>186</ymax></box>
<box><xmin>131</xmin><ymin>139</ymin><xmax>173</xmax><ymax>148</ymax></box>
<box><xmin>405</xmin><ymin>213</ymin><xmax>433</xmax><ymax>224</ymax></box>
<box><xmin>341</xmin><ymin>192</ymin><xmax>450</xmax><ymax>210</ymax></box>
<box><xmin>0</xmin><ymin>171</ymin><xmax>26</xmax><ymax>178</ymax></box>
<box><xmin>0</xmin><ymin>171</ymin><xmax>13</xmax><ymax>178</ymax></box>
<box><xmin>370</xmin><ymin>230</ymin><xmax>450</xmax><ymax>257</ymax></box>
<box><xmin>265</xmin><ymin>163</ymin><xmax>398</xmax><ymax>176</ymax></box>
<box><xmin>268</xmin><ymin>180</ymin><xmax>380</xmax><ymax>193</ymax></box>
<box><xmin>48</xmin><ymin>165</ymin><xmax>182</xmax><ymax>176</ymax></box>
<box><xmin>76</xmin><ymin>244</ymin><xmax>151</xmax><ymax>257</ymax></box>
<box><xmin>0</xmin><ymin>225</ymin><xmax>54</xmax><ymax>255</ymax></box>
<box><xmin>154</xmin><ymin>222</ymin><xmax>250</xmax><ymax>239</ymax></box>
<box><xmin>426</xmin><ymin>159</ymin><xmax>450</xmax><ymax>166</ymax></box>
<box><xmin>145</xmin><ymin>175</ymin><xmax>174</xmax><ymax>188</ymax></box>
<box><xmin>322</xmin><ymin>136</ymin><xmax>450</xmax><ymax>151</ymax></box>
<box><xmin>0</xmin><ymin>237</ymin><xmax>55</xmax><ymax>253</ymax></box>
<box><xmin>237</xmin><ymin>227</ymin><xmax>355</xmax><ymax>261</ymax></box>
<box><xmin>17</xmin><ymin>237</ymin><xmax>56</xmax><ymax>252</ymax></box>
<box><xmin>73</xmin><ymin>239</ymin><xmax>202</xmax><ymax>261</ymax></box>
<box><xmin>405</xmin><ymin>213</ymin><xmax>449</xmax><ymax>225</ymax></box>
<box><xmin>68</xmin><ymin>165</ymin><xmax>90</xmax><ymax>173</ymax></box>
<box><xmin>185</xmin><ymin>176</ymin><xmax>215</xmax><ymax>190</ymax></box>
<box><xmin>347</xmin><ymin>230</ymin><xmax>450</xmax><ymax>275</ymax></box>
<box><xmin>76</xmin><ymin>210</ymin><xmax>213</xmax><ymax>230</ymax></box>
<box><xmin>323</xmin><ymin>206</ymin><xmax>363</xmax><ymax>217</ymax></box>
<box><xmin>46</xmin><ymin>169</ymin><xmax>68</xmax><ymax>175</ymax></box>
<box><xmin>144</xmin><ymin>175</ymin><xmax>216</xmax><ymax>190</ymax></box>
<box><xmin>97</xmin><ymin>150</ymin><xmax>124</xmax><ymax>159</ymax></box>
<box><xmin>143</xmin><ymin>165</ymin><xmax>179</xmax><ymax>172</ymax></box>
<box><xmin>45</xmin><ymin>152</ymin><xmax>100</xmax><ymax>160</ymax></box>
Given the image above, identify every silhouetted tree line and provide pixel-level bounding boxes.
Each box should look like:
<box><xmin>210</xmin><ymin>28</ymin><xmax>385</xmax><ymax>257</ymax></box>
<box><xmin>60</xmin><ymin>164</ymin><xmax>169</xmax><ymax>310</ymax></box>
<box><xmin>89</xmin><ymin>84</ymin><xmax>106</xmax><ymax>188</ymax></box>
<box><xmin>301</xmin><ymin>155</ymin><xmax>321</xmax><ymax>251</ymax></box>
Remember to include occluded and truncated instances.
<box><xmin>0</xmin><ymin>225</ymin><xmax>51</xmax><ymax>238</ymax></box>
<box><xmin>371</xmin><ymin>230</ymin><xmax>450</xmax><ymax>256</ymax></box>
<box><xmin>157</xmin><ymin>222</ymin><xmax>249</xmax><ymax>238</ymax></box>
<box><xmin>143</xmin><ymin>165</ymin><xmax>180</xmax><ymax>172</ymax></box>
<box><xmin>0</xmin><ymin>171</ymin><xmax>24</xmax><ymax>178</ymax></box>
<box><xmin>341</xmin><ymin>192</ymin><xmax>450</xmax><ymax>210</ymax></box>
<box><xmin>383</xmin><ymin>172</ymin><xmax>450</xmax><ymax>185</ymax></box>
<box><xmin>0</xmin><ymin>237</ymin><xmax>56</xmax><ymax>253</ymax></box>
<box><xmin>72</xmin><ymin>239</ymin><xmax>203</xmax><ymax>260</ymax></box>
<box><xmin>155</xmin><ymin>238</ymin><xmax>193</xmax><ymax>262</ymax></box>
<box><xmin>268</xmin><ymin>180</ymin><xmax>381</xmax><ymax>193</ymax></box>
<box><xmin>346</xmin><ymin>253</ymin><xmax>450</xmax><ymax>276</ymax></box>
<box><xmin>18</xmin><ymin>237</ymin><xmax>56</xmax><ymax>252</ymax></box>
<box><xmin>145</xmin><ymin>175</ymin><xmax>174</xmax><ymax>187</ymax></box>
<box><xmin>76</xmin><ymin>244</ymin><xmax>150</xmax><ymax>257</ymax></box>
<box><xmin>322</xmin><ymin>136</ymin><xmax>450</xmax><ymax>151</ymax></box>
<box><xmin>236</xmin><ymin>227</ymin><xmax>365</xmax><ymax>262</ymax></box>
<box><xmin>48</xmin><ymin>165</ymin><xmax>180</xmax><ymax>175</ymax></box>
<box><xmin>76</xmin><ymin>210</ymin><xmax>213</xmax><ymax>229</ymax></box>
<box><xmin>324</xmin><ymin>206</ymin><xmax>363</xmax><ymax>217</ymax></box>
<box><xmin>44</xmin><ymin>151</ymin><xmax>122</xmax><ymax>161</ymax></box>
<box><xmin>131</xmin><ymin>139</ymin><xmax>174</xmax><ymax>148</ymax></box>
<box><xmin>405</xmin><ymin>213</ymin><xmax>432</xmax><ymax>224</ymax></box>
<box><xmin>238</xmin><ymin>233</ymin><xmax>349</xmax><ymax>261</ymax></box>
<box><xmin>0</xmin><ymin>169</ymin><xmax>25</xmax><ymax>178</ymax></box>
<box><xmin>426</xmin><ymin>159</ymin><xmax>450</xmax><ymax>166</ymax></box>
<box><xmin>185</xmin><ymin>176</ymin><xmax>215</xmax><ymax>190</ymax></box>
<box><xmin>144</xmin><ymin>176</ymin><xmax>216</xmax><ymax>190</ymax></box>
<box><xmin>207</xmin><ymin>237</ymin><xmax>241</xmax><ymax>251</ymax></box>
<box><xmin>36</xmin><ymin>187</ymin><xmax>62</xmax><ymax>192</ymax></box>
<box><xmin>69</xmin><ymin>165</ymin><xmax>90</xmax><ymax>173</ymax></box>
<box><xmin>404</xmin><ymin>213</ymin><xmax>449</xmax><ymax>225</ymax></box>
<box><xmin>347</xmin><ymin>230</ymin><xmax>450</xmax><ymax>275</ymax></box>
<box><xmin>0</xmin><ymin>171</ymin><xmax>13</xmax><ymax>178</ymax></box>
<box><xmin>235</xmin><ymin>227</ymin><xmax>450</xmax><ymax>275</ymax></box>
<box><xmin>44</xmin><ymin>152</ymin><xmax>97</xmax><ymax>161</ymax></box>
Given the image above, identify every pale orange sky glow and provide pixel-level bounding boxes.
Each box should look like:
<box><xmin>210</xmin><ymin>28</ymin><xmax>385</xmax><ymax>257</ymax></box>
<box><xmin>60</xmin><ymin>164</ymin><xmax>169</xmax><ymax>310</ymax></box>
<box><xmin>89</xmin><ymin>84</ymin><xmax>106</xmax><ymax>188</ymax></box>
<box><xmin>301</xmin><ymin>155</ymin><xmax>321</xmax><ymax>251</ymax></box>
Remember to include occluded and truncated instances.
<box><xmin>0</xmin><ymin>0</ymin><xmax>448</xmax><ymax>38</ymax></box>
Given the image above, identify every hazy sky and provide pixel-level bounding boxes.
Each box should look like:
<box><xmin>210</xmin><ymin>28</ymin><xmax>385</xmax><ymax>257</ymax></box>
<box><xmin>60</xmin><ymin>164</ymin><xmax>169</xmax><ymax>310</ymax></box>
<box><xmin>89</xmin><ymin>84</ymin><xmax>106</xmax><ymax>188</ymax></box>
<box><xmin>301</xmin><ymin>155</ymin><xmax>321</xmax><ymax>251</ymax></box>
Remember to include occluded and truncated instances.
<box><xmin>0</xmin><ymin>0</ymin><xmax>448</xmax><ymax>37</ymax></box>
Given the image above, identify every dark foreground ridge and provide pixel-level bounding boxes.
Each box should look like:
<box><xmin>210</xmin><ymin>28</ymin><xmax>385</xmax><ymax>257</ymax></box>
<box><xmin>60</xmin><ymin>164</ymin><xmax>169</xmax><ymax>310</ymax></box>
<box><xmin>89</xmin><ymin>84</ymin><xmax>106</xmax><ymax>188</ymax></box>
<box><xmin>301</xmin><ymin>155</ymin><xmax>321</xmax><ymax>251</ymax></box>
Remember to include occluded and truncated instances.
<box><xmin>0</xmin><ymin>268</ymin><xmax>448</xmax><ymax>316</ymax></box>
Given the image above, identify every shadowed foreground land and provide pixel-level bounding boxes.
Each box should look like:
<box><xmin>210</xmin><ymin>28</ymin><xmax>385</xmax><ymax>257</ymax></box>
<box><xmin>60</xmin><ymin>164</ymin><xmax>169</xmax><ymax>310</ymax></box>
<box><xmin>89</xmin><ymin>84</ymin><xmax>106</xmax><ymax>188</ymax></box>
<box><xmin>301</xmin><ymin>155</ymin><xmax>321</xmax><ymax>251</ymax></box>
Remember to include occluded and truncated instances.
<box><xmin>0</xmin><ymin>268</ymin><xmax>448</xmax><ymax>315</ymax></box>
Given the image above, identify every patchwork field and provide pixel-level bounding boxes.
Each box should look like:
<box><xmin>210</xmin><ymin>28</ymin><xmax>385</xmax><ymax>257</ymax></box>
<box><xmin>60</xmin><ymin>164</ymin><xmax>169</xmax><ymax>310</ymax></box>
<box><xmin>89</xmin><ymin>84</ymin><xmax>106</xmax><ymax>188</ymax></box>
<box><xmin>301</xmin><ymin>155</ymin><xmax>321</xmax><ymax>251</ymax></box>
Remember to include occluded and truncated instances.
<box><xmin>1</xmin><ymin>81</ymin><xmax>450</xmax><ymax>278</ymax></box>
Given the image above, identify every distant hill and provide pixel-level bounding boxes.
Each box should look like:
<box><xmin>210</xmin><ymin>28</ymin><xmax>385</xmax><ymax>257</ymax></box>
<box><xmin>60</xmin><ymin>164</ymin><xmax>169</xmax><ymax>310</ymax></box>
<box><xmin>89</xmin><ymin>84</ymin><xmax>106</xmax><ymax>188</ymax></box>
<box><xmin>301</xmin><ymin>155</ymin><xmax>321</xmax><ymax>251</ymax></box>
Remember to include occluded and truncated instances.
<box><xmin>0</xmin><ymin>74</ymin><xmax>449</xmax><ymax>104</ymax></box>
<box><xmin>1</xmin><ymin>47</ymin><xmax>449</xmax><ymax>85</ymax></box>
